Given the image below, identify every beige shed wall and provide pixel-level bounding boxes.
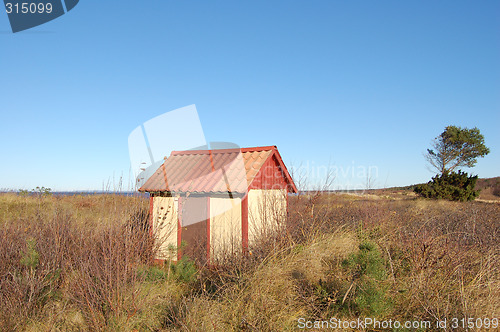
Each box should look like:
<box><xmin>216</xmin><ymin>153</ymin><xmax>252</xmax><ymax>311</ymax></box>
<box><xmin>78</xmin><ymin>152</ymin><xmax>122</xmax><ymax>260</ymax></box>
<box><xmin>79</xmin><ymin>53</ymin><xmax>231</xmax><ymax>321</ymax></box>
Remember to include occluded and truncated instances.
<box><xmin>152</xmin><ymin>196</ymin><xmax>178</xmax><ymax>260</ymax></box>
<box><xmin>210</xmin><ymin>197</ymin><xmax>242</xmax><ymax>261</ymax></box>
<box><xmin>248</xmin><ymin>189</ymin><xmax>287</xmax><ymax>247</ymax></box>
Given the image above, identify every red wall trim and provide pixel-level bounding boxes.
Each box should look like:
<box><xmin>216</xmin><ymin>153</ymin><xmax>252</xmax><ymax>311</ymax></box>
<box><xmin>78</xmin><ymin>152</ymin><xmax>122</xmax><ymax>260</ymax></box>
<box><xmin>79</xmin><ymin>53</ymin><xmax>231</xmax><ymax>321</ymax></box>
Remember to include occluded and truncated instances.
<box><xmin>177</xmin><ymin>197</ymin><xmax>182</xmax><ymax>261</ymax></box>
<box><xmin>241</xmin><ymin>193</ymin><xmax>249</xmax><ymax>254</ymax></box>
<box><xmin>206</xmin><ymin>196</ymin><xmax>211</xmax><ymax>263</ymax></box>
<box><xmin>271</xmin><ymin>149</ymin><xmax>298</xmax><ymax>193</ymax></box>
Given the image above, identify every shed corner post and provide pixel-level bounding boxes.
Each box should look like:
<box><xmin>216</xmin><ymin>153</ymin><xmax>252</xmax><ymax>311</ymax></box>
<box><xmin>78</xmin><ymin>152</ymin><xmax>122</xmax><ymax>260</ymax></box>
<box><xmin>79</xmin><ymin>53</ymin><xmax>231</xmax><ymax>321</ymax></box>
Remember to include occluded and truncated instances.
<box><xmin>286</xmin><ymin>187</ymin><xmax>290</xmax><ymax>219</ymax></box>
<box><xmin>241</xmin><ymin>192</ymin><xmax>249</xmax><ymax>255</ymax></box>
<box><xmin>177</xmin><ymin>196</ymin><xmax>183</xmax><ymax>261</ymax></box>
<box><xmin>206</xmin><ymin>196</ymin><xmax>211</xmax><ymax>265</ymax></box>
<box><xmin>148</xmin><ymin>194</ymin><xmax>154</xmax><ymax>237</ymax></box>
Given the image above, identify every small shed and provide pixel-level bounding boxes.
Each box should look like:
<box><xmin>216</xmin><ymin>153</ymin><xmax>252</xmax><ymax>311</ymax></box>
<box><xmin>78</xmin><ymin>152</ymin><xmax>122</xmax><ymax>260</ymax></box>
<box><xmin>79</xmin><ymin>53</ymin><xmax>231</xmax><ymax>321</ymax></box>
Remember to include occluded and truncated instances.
<box><xmin>139</xmin><ymin>146</ymin><xmax>297</xmax><ymax>263</ymax></box>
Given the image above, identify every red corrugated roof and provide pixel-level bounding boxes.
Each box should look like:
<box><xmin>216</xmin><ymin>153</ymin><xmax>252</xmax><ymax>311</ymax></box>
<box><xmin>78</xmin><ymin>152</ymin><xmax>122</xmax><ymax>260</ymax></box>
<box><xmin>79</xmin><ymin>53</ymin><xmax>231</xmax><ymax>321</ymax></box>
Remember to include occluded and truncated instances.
<box><xmin>139</xmin><ymin>146</ymin><xmax>297</xmax><ymax>193</ymax></box>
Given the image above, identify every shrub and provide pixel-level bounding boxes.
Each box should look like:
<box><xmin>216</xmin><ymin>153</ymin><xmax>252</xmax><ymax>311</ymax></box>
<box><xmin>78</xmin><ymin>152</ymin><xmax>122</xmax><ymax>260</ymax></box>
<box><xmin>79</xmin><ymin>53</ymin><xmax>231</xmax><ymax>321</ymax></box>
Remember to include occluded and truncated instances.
<box><xmin>20</xmin><ymin>238</ymin><xmax>39</xmax><ymax>269</ymax></box>
<box><xmin>340</xmin><ymin>241</ymin><xmax>392</xmax><ymax>317</ymax></box>
<box><xmin>414</xmin><ymin>170</ymin><xmax>480</xmax><ymax>201</ymax></box>
<box><xmin>137</xmin><ymin>265</ymin><xmax>169</xmax><ymax>282</ymax></box>
<box><xmin>170</xmin><ymin>257</ymin><xmax>198</xmax><ymax>284</ymax></box>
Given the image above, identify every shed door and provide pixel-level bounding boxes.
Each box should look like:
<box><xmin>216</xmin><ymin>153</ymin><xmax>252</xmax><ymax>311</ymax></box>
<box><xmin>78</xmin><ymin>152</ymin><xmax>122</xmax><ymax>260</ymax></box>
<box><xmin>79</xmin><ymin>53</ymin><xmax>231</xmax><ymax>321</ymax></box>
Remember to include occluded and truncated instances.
<box><xmin>180</xmin><ymin>196</ymin><xmax>208</xmax><ymax>265</ymax></box>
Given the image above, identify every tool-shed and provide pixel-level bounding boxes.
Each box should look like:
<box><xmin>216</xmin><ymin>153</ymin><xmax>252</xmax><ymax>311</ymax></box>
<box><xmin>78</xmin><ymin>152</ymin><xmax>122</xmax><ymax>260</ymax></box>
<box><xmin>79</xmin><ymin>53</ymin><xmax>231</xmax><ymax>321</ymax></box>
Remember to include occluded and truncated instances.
<box><xmin>139</xmin><ymin>146</ymin><xmax>297</xmax><ymax>263</ymax></box>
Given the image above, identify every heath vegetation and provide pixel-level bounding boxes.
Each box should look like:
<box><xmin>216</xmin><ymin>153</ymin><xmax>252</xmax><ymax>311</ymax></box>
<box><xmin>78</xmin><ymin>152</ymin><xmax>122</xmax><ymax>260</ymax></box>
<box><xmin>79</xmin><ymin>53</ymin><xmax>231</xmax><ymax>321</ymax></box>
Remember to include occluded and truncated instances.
<box><xmin>0</xmin><ymin>191</ymin><xmax>498</xmax><ymax>331</ymax></box>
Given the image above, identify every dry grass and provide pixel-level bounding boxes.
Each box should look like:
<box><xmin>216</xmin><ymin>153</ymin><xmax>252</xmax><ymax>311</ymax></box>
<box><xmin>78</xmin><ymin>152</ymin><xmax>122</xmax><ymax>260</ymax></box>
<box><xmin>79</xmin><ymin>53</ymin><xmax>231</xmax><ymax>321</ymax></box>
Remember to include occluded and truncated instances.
<box><xmin>0</xmin><ymin>194</ymin><xmax>158</xmax><ymax>331</ymax></box>
<box><xmin>0</xmin><ymin>192</ymin><xmax>498</xmax><ymax>331</ymax></box>
<box><xmin>476</xmin><ymin>177</ymin><xmax>500</xmax><ymax>201</ymax></box>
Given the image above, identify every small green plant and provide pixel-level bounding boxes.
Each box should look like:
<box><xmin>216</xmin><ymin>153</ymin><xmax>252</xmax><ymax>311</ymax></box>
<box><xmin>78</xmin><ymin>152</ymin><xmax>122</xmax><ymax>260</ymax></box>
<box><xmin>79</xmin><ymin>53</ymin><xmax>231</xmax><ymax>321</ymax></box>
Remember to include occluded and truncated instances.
<box><xmin>38</xmin><ymin>269</ymin><xmax>63</xmax><ymax>306</ymax></box>
<box><xmin>170</xmin><ymin>257</ymin><xmax>197</xmax><ymax>283</ymax></box>
<box><xmin>414</xmin><ymin>170</ymin><xmax>479</xmax><ymax>201</ymax></box>
<box><xmin>20</xmin><ymin>238</ymin><xmax>39</xmax><ymax>269</ymax></box>
<box><xmin>340</xmin><ymin>241</ymin><xmax>392</xmax><ymax>317</ymax></box>
<box><xmin>137</xmin><ymin>265</ymin><xmax>168</xmax><ymax>282</ymax></box>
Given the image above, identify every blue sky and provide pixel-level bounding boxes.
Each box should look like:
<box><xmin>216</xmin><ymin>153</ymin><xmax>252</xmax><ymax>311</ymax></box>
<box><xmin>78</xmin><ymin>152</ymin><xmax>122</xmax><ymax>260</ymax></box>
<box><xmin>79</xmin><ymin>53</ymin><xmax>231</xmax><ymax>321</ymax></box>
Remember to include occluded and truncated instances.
<box><xmin>1</xmin><ymin>0</ymin><xmax>499</xmax><ymax>191</ymax></box>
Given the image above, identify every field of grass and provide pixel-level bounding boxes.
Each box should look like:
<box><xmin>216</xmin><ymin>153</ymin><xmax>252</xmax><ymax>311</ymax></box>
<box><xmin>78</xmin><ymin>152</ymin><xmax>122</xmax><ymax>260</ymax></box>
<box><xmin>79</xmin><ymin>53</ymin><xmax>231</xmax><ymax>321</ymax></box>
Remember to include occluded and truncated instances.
<box><xmin>364</xmin><ymin>177</ymin><xmax>499</xmax><ymax>203</ymax></box>
<box><xmin>476</xmin><ymin>177</ymin><xmax>500</xmax><ymax>202</ymax></box>
<box><xmin>0</xmin><ymin>192</ymin><xmax>498</xmax><ymax>331</ymax></box>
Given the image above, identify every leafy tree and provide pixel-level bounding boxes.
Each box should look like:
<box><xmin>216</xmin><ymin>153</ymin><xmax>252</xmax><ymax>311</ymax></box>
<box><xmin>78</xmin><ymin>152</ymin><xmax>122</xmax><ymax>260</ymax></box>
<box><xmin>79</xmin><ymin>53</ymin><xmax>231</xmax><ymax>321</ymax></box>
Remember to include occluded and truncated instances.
<box><xmin>414</xmin><ymin>170</ymin><xmax>480</xmax><ymax>201</ymax></box>
<box><xmin>425</xmin><ymin>126</ymin><xmax>489</xmax><ymax>174</ymax></box>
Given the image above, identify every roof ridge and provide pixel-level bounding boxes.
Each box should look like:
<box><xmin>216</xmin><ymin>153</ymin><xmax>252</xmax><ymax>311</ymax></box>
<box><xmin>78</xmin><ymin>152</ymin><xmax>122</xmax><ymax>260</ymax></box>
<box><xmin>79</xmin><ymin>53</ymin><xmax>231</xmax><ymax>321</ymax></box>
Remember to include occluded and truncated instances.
<box><xmin>170</xmin><ymin>145</ymin><xmax>276</xmax><ymax>156</ymax></box>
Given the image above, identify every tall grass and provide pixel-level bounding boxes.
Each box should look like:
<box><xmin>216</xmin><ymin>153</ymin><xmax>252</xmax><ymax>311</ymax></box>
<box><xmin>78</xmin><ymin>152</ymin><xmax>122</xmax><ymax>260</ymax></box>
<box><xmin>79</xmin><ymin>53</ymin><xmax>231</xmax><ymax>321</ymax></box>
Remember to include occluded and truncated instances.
<box><xmin>0</xmin><ymin>192</ymin><xmax>498</xmax><ymax>331</ymax></box>
<box><xmin>0</xmin><ymin>194</ymin><xmax>157</xmax><ymax>330</ymax></box>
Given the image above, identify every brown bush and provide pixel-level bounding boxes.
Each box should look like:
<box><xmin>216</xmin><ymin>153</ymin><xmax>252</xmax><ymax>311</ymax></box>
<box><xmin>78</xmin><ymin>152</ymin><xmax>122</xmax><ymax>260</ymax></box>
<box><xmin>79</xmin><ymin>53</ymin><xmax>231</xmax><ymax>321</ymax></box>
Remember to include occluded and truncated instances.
<box><xmin>0</xmin><ymin>194</ymin><xmax>153</xmax><ymax>331</ymax></box>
